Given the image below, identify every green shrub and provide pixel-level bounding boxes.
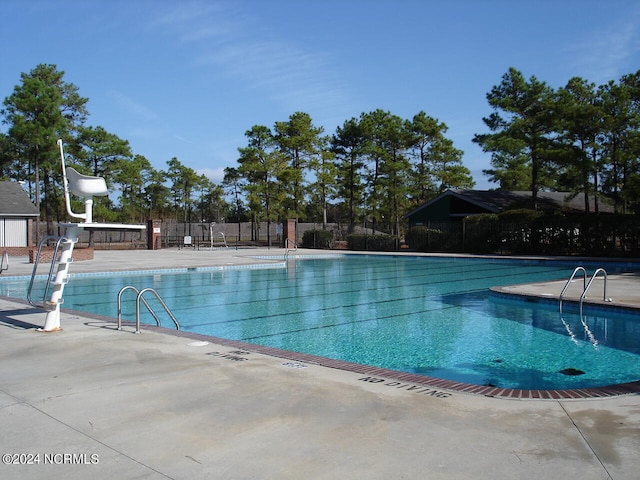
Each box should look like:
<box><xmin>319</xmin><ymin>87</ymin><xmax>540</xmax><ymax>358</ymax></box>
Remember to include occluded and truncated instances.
<box><xmin>463</xmin><ymin>214</ymin><xmax>499</xmax><ymax>253</ymax></box>
<box><xmin>497</xmin><ymin>208</ymin><xmax>544</xmax><ymax>224</ymax></box>
<box><xmin>406</xmin><ymin>226</ymin><xmax>443</xmax><ymax>251</ymax></box>
<box><xmin>347</xmin><ymin>233</ymin><xmax>397</xmax><ymax>251</ymax></box>
<box><xmin>301</xmin><ymin>229</ymin><xmax>333</xmax><ymax>249</ymax></box>
<box><xmin>464</xmin><ymin>213</ymin><xmax>499</xmax><ymax>226</ymax></box>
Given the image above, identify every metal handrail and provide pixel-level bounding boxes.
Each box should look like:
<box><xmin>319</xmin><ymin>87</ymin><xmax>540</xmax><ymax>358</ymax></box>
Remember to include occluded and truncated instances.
<box><xmin>285</xmin><ymin>238</ymin><xmax>297</xmax><ymax>258</ymax></box>
<box><xmin>217</xmin><ymin>231</ymin><xmax>229</xmax><ymax>248</ymax></box>
<box><xmin>137</xmin><ymin>288</ymin><xmax>180</xmax><ymax>332</ymax></box>
<box><xmin>117</xmin><ymin>285</ymin><xmax>180</xmax><ymax>333</ymax></box>
<box><xmin>117</xmin><ymin>286</ymin><xmax>160</xmax><ymax>331</ymax></box>
<box><xmin>27</xmin><ymin>235</ymin><xmax>68</xmax><ymax>309</ymax></box>
<box><xmin>0</xmin><ymin>250</ymin><xmax>8</xmax><ymax>273</ymax></box>
<box><xmin>580</xmin><ymin>267</ymin><xmax>610</xmax><ymax>316</ymax></box>
<box><xmin>559</xmin><ymin>267</ymin><xmax>587</xmax><ymax>313</ymax></box>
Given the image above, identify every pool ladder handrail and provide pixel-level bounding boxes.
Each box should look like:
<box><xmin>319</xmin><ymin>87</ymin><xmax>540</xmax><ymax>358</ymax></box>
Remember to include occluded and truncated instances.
<box><xmin>208</xmin><ymin>222</ymin><xmax>228</xmax><ymax>249</ymax></box>
<box><xmin>27</xmin><ymin>235</ymin><xmax>72</xmax><ymax>311</ymax></box>
<box><xmin>216</xmin><ymin>231</ymin><xmax>229</xmax><ymax>249</ymax></box>
<box><xmin>117</xmin><ymin>285</ymin><xmax>180</xmax><ymax>333</ymax></box>
<box><xmin>579</xmin><ymin>268</ymin><xmax>611</xmax><ymax>316</ymax></box>
<box><xmin>559</xmin><ymin>267</ymin><xmax>586</xmax><ymax>314</ymax></box>
<box><xmin>559</xmin><ymin>266</ymin><xmax>611</xmax><ymax>315</ymax></box>
<box><xmin>284</xmin><ymin>238</ymin><xmax>297</xmax><ymax>259</ymax></box>
<box><xmin>0</xmin><ymin>250</ymin><xmax>8</xmax><ymax>273</ymax></box>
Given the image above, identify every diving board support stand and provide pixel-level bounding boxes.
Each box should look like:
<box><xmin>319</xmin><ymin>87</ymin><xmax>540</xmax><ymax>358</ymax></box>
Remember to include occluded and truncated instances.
<box><xmin>35</xmin><ymin>139</ymin><xmax>146</xmax><ymax>332</ymax></box>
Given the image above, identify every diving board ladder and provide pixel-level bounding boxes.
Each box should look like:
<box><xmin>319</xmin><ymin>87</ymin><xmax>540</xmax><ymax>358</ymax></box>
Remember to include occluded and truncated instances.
<box><xmin>559</xmin><ymin>267</ymin><xmax>612</xmax><ymax>315</ymax></box>
<box><xmin>27</xmin><ymin>230</ymin><xmax>80</xmax><ymax>331</ymax></box>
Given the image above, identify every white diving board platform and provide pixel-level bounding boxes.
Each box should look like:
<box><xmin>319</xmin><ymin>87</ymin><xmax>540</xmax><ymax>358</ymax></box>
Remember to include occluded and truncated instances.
<box><xmin>58</xmin><ymin>222</ymin><xmax>147</xmax><ymax>231</ymax></box>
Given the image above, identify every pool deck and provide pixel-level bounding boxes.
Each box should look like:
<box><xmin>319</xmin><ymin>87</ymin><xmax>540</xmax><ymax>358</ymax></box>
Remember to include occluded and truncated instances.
<box><xmin>1</xmin><ymin>248</ymin><xmax>639</xmax><ymax>479</ymax></box>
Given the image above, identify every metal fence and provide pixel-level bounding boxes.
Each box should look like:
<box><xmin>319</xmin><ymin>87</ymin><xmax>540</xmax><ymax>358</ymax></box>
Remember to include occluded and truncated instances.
<box><xmin>410</xmin><ymin>216</ymin><xmax>640</xmax><ymax>257</ymax></box>
<box><xmin>36</xmin><ymin>221</ymin><xmax>356</xmax><ymax>250</ymax></box>
<box><xmin>36</xmin><ymin>216</ymin><xmax>638</xmax><ymax>256</ymax></box>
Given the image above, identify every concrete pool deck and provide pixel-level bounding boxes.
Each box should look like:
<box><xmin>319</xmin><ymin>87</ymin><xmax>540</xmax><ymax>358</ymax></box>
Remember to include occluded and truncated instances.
<box><xmin>1</xmin><ymin>248</ymin><xmax>639</xmax><ymax>479</ymax></box>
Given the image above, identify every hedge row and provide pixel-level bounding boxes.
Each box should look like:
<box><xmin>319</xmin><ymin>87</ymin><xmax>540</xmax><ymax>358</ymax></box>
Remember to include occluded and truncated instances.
<box><xmin>347</xmin><ymin>234</ymin><xmax>398</xmax><ymax>251</ymax></box>
<box><xmin>301</xmin><ymin>229</ymin><xmax>401</xmax><ymax>251</ymax></box>
<box><xmin>301</xmin><ymin>229</ymin><xmax>334</xmax><ymax>249</ymax></box>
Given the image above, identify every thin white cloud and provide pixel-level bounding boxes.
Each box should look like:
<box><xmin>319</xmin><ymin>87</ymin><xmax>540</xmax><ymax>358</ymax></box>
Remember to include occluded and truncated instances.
<box><xmin>172</xmin><ymin>134</ymin><xmax>196</xmax><ymax>145</ymax></box>
<box><xmin>567</xmin><ymin>8</ymin><xmax>640</xmax><ymax>83</ymax></box>
<box><xmin>147</xmin><ymin>1</ymin><xmax>250</xmax><ymax>46</ymax></box>
<box><xmin>148</xmin><ymin>1</ymin><xmax>352</xmax><ymax>114</ymax></box>
<box><xmin>107</xmin><ymin>90</ymin><xmax>158</xmax><ymax>122</ymax></box>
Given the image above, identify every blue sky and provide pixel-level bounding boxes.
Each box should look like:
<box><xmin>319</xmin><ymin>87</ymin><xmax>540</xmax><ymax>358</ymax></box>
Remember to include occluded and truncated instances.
<box><xmin>2</xmin><ymin>0</ymin><xmax>640</xmax><ymax>190</ymax></box>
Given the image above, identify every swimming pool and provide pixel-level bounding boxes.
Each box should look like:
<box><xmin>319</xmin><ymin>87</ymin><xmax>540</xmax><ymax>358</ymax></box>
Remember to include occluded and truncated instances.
<box><xmin>3</xmin><ymin>254</ymin><xmax>640</xmax><ymax>391</ymax></box>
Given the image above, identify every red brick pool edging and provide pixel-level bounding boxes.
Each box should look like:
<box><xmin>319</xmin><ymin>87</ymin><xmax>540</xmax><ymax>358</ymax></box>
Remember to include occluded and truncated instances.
<box><xmin>5</xmin><ymin>296</ymin><xmax>636</xmax><ymax>401</ymax></box>
<box><xmin>144</xmin><ymin>322</ymin><xmax>640</xmax><ymax>400</ymax></box>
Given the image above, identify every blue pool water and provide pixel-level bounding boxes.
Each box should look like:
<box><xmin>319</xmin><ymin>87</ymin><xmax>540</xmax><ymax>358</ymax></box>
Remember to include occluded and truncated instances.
<box><xmin>3</xmin><ymin>255</ymin><xmax>640</xmax><ymax>390</ymax></box>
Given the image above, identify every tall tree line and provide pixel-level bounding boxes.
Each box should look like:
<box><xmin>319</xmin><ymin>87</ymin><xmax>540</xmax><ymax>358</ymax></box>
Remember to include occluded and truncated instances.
<box><xmin>1</xmin><ymin>64</ymin><xmax>473</xmax><ymax>237</ymax></box>
<box><xmin>3</xmin><ymin>64</ymin><xmax>638</xmax><ymax>241</ymax></box>
<box><xmin>232</xmin><ymin>109</ymin><xmax>474</xmax><ymax>236</ymax></box>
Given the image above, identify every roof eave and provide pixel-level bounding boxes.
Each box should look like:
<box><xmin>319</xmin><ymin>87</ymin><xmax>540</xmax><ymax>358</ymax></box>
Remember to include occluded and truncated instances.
<box><xmin>1</xmin><ymin>213</ymin><xmax>40</xmax><ymax>217</ymax></box>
